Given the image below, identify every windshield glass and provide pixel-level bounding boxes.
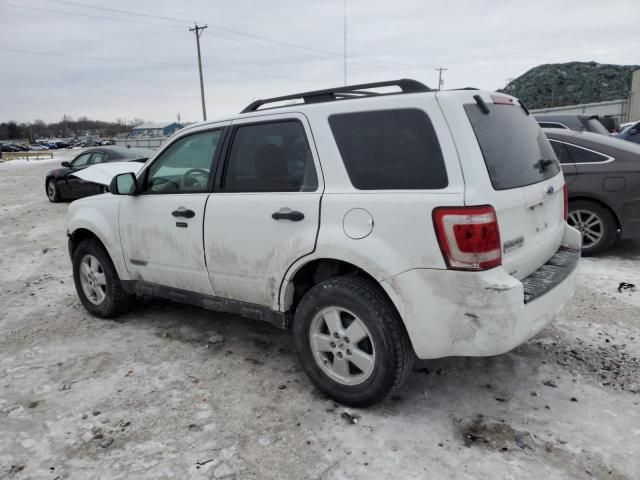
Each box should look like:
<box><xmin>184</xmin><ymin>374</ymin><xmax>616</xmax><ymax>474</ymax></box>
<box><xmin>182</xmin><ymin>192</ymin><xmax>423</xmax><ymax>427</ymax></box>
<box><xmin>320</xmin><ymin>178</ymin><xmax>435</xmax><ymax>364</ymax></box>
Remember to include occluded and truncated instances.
<box><xmin>464</xmin><ymin>103</ymin><xmax>561</xmax><ymax>190</ymax></box>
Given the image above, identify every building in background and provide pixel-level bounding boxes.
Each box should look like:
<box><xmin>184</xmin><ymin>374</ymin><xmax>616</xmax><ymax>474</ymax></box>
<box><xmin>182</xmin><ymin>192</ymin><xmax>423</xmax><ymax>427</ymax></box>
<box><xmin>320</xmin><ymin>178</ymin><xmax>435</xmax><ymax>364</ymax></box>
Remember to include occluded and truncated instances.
<box><xmin>132</xmin><ymin>122</ymin><xmax>183</xmax><ymax>137</ymax></box>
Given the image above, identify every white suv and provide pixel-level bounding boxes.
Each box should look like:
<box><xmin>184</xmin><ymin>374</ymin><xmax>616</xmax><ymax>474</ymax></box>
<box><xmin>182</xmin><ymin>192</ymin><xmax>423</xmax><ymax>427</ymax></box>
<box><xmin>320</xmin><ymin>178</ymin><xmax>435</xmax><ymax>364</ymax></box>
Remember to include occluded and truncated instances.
<box><xmin>66</xmin><ymin>79</ymin><xmax>581</xmax><ymax>406</ymax></box>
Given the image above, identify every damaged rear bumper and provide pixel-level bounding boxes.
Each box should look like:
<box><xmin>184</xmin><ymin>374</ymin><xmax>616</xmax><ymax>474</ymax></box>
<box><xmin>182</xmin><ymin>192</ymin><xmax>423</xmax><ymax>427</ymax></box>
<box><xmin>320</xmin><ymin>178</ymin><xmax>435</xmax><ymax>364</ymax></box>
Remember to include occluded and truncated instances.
<box><xmin>382</xmin><ymin>224</ymin><xmax>581</xmax><ymax>359</ymax></box>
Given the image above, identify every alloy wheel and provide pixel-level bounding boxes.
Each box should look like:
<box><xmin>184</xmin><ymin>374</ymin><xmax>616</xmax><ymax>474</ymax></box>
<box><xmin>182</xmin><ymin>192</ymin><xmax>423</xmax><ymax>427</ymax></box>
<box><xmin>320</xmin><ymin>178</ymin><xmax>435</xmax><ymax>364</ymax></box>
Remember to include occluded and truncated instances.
<box><xmin>79</xmin><ymin>254</ymin><xmax>107</xmax><ymax>305</ymax></box>
<box><xmin>309</xmin><ymin>306</ymin><xmax>376</xmax><ymax>386</ymax></box>
<box><xmin>568</xmin><ymin>209</ymin><xmax>604</xmax><ymax>249</ymax></box>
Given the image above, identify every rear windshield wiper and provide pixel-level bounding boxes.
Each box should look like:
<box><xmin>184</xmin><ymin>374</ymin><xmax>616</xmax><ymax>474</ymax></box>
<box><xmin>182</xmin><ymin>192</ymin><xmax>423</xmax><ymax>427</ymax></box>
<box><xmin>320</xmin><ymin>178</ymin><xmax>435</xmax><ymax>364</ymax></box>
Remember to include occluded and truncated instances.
<box><xmin>473</xmin><ymin>95</ymin><xmax>490</xmax><ymax>114</ymax></box>
<box><xmin>536</xmin><ymin>158</ymin><xmax>556</xmax><ymax>172</ymax></box>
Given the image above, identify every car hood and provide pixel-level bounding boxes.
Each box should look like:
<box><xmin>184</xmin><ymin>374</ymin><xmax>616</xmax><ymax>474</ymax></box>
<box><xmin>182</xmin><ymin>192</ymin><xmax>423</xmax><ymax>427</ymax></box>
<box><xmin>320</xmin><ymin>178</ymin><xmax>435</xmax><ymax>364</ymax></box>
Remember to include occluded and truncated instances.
<box><xmin>71</xmin><ymin>162</ymin><xmax>143</xmax><ymax>186</ymax></box>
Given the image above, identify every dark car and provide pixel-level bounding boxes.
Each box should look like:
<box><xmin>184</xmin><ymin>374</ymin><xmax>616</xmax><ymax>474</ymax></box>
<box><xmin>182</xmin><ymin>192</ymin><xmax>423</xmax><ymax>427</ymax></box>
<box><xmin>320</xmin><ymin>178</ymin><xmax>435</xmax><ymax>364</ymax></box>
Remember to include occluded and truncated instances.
<box><xmin>544</xmin><ymin>128</ymin><xmax>640</xmax><ymax>255</ymax></box>
<box><xmin>615</xmin><ymin>120</ymin><xmax>640</xmax><ymax>145</ymax></box>
<box><xmin>46</xmin><ymin>147</ymin><xmax>153</xmax><ymax>202</ymax></box>
<box><xmin>535</xmin><ymin>114</ymin><xmax>610</xmax><ymax>135</ymax></box>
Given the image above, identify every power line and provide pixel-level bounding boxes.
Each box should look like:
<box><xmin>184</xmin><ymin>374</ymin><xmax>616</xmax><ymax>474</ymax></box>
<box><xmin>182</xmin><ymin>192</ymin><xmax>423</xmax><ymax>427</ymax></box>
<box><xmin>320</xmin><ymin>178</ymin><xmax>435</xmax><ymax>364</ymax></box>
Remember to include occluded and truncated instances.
<box><xmin>38</xmin><ymin>0</ymin><xmax>429</xmax><ymax>70</ymax></box>
<box><xmin>0</xmin><ymin>47</ymin><xmax>323</xmax><ymax>85</ymax></box>
<box><xmin>189</xmin><ymin>23</ymin><xmax>208</xmax><ymax>121</ymax></box>
<box><xmin>0</xmin><ymin>2</ymin><xmax>185</xmax><ymax>28</ymax></box>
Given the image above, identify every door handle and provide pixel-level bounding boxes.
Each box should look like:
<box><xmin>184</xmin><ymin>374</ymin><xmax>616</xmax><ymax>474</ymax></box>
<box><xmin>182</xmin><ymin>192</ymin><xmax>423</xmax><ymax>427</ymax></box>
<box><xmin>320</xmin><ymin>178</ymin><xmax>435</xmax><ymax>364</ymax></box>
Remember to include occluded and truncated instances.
<box><xmin>172</xmin><ymin>207</ymin><xmax>195</xmax><ymax>218</ymax></box>
<box><xmin>272</xmin><ymin>209</ymin><xmax>304</xmax><ymax>222</ymax></box>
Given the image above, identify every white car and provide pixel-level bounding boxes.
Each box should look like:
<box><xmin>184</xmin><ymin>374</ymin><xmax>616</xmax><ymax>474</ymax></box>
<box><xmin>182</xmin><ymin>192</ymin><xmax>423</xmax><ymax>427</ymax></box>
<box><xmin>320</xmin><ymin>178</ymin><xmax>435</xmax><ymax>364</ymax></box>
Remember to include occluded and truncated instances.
<box><xmin>67</xmin><ymin>79</ymin><xmax>581</xmax><ymax>406</ymax></box>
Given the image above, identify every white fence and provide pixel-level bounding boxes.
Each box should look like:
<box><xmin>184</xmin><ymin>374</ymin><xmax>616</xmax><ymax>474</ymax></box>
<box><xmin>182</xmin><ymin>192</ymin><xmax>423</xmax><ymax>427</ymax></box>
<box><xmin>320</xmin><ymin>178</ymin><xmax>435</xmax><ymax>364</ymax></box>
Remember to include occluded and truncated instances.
<box><xmin>115</xmin><ymin>137</ymin><xmax>168</xmax><ymax>150</ymax></box>
<box><xmin>531</xmin><ymin>99</ymin><xmax>629</xmax><ymax>123</ymax></box>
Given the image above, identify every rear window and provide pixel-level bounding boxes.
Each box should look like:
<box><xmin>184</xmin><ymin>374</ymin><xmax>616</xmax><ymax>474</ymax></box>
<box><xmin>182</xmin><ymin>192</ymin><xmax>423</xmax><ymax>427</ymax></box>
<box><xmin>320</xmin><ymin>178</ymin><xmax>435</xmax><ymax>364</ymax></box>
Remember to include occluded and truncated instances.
<box><xmin>465</xmin><ymin>103</ymin><xmax>560</xmax><ymax>190</ymax></box>
<box><xmin>329</xmin><ymin>109</ymin><xmax>448</xmax><ymax>190</ymax></box>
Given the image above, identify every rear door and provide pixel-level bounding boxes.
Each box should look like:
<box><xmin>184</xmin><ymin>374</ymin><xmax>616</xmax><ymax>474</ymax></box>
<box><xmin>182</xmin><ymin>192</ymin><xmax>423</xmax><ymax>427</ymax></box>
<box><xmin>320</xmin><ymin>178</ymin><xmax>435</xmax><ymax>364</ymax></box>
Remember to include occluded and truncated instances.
<box><xmin>203</xmin><ymin>113</ymin><xmax>322</xmax><ymax>308</ymax></box>
<box><xmin>442</xmin><ymin>92</ymin><xmax>566</xmax><ymax>279</ymax></box>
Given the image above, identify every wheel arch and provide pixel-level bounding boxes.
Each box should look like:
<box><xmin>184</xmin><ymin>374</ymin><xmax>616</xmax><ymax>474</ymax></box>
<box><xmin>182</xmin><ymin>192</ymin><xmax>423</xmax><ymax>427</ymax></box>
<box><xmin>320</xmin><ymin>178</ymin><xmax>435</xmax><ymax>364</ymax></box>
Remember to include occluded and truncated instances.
<box><xmin>67</xmin><ymin>211</ymin><xmax>129</xmax><ymax>281</ymax></box>
<box><xmin>281</xmin><ymin>257</ymin><xmax>400</xmax><ymax>322</ymax></box>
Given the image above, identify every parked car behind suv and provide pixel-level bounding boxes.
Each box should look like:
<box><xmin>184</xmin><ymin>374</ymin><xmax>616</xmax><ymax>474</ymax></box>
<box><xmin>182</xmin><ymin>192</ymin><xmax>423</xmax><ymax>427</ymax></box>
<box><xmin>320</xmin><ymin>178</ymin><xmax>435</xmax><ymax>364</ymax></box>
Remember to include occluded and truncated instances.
<box><xmin>535</xmin><ymin>113</ymin><xmax>610</xmax><ymax>135</ymax></box>
<box><xmin>66</xmin><ymin>80</ymin><xmax>580</xmax><ymax>406</ymax></box>
<box><xmin>545</xmin><ymin>128</ymin><xmax>640</xmax><ymax>254</ymax></box>
<box><xmin>46</xmin><ymin>147</ymin><xmax>153</xmax><ymax>202</ymax></box>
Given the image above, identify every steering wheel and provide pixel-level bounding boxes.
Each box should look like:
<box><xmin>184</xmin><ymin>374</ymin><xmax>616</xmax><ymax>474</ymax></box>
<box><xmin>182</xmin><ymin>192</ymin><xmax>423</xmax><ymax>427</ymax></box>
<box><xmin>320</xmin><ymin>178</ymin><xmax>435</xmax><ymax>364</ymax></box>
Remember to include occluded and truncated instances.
<box><xmin>181</xmin><ymin>168</ymin><xmax>209</xmax><ymax>190</ymax></box>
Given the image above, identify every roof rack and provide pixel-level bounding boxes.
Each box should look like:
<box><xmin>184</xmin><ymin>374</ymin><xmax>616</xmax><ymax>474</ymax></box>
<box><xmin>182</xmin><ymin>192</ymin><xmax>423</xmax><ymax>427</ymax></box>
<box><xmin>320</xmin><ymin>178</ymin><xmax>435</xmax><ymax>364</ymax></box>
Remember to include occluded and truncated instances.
<box><xmin>240</xmin><ymin>78</ymin><xmax>431</xmax><ymax>113</ymax></box>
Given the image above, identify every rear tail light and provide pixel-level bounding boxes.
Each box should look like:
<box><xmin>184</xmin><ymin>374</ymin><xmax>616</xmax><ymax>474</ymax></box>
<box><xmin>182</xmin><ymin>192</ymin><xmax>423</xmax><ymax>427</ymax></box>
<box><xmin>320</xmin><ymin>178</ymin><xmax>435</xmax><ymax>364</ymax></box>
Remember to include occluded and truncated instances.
<box><xmin>433</xmin><ymin>206</ymin><xmax>502</xmax><ymax>271</ymax></box>
<box><xmin>563</xmin><ymin>184</ymin><xmax>568</xmax><ymax>221</ymax></box>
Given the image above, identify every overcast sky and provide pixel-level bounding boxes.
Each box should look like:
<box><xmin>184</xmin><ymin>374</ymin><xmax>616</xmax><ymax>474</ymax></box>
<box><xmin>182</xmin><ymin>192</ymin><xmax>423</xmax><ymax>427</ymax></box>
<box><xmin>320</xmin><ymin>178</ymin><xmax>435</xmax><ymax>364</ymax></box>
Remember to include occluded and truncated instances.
<box><xmin>1</xmin><ymin>0</ymin><xmax>637</xmax><ymax>124</ymax></box>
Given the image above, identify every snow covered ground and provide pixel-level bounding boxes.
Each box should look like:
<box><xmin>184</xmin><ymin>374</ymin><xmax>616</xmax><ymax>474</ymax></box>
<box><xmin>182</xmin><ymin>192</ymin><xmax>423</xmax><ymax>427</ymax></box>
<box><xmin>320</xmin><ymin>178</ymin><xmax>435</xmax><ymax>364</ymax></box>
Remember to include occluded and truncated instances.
<box><xmin>1</xmin><ymin>160</ymin><xmax>638</xmax><ymax>479</ymax></box>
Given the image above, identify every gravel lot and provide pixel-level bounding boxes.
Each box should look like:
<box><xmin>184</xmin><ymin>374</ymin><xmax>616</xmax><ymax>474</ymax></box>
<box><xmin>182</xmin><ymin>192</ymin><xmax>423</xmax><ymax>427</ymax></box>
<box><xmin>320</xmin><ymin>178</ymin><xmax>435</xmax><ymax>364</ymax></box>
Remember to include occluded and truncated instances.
<box><xmin>1</xmin><ymin>154</ymin><xmax>639</xmax><ymax>479</ymax></box>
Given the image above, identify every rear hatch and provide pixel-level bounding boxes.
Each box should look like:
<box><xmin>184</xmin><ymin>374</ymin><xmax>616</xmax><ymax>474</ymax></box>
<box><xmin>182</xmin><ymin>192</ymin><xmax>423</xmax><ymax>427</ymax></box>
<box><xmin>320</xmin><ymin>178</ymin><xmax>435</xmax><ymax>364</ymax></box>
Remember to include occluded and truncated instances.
<box><xmin>439</xmin><ymin>91</ymin><xmax>566</xmax><ymax>280</ymax></box>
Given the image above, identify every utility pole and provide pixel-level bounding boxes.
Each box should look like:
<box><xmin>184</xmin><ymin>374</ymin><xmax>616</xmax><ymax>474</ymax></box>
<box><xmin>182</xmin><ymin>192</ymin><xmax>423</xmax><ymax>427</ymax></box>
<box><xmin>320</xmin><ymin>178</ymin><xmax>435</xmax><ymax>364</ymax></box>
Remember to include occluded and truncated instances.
<box><xmin>189</xmin><ymin>22</ymin><xmax>208</xmax><ymax>121</ymax></box>
<box><xmin>343</xmin><ymin>0</ymin><xmax>347</xmax><ymax>86</ymax></box>
<box><xmin>435</xmin><ymin>67</ymin><xmax>447</xmax><ymax>91</ymax></box>
<box><xmin>505</xmin><ymin>78</ymin><xmax>515</xmax><ymax>94</ymax></box>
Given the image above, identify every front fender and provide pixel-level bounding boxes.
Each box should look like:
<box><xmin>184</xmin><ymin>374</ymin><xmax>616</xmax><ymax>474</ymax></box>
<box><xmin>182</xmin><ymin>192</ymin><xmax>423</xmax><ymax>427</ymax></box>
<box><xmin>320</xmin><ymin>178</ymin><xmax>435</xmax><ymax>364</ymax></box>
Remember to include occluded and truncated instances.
<box><xmin>66</xmin><ymin>196</ymin><xmax>128</xmax><ymax>280</ymax></box>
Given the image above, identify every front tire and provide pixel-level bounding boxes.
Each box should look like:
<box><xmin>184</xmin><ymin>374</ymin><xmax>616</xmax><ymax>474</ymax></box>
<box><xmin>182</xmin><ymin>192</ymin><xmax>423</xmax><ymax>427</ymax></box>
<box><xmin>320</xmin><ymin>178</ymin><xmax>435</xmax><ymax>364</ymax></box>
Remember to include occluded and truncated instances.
<box><xmin>47</xmin><ymin>178</ymin><xmax>60</xmax><ymax>202</ymax></box>
<box><xmin>72</xmin><ymin>239</ymin><xmax>133</xmax><ymax>318</ymax></box>
<box><xmin>567</xmin><ymin>200</ymin><xmax>618</xmax><ymax>256</ymax></box>
<box><xmin>293</xmin><ymin>276</ymin><xmax>413</xmax><ymax>407</ymax></box>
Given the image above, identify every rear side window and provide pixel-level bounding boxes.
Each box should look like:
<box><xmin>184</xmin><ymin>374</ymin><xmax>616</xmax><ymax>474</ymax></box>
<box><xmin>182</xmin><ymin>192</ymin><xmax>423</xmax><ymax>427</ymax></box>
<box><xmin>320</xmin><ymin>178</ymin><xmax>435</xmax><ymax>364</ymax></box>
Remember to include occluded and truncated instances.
<box><xmin>329</xmin><ymin>109</ymin><xmax>448</xmax><ymax>190</ymax></box>
<box><xmin>549</xmin><ymin>140</ymin><xmax>572</xmax><ymax>164</ymax></box>
<box><xmin>465</xmin><ymin>103</ymin><xmax>561</xmax><ymax>190</ymax></box>
<box><xmin>223</xmin><ymin>121</ymin><xmax>318</xmax><ymax>192</ymax></box>
<box><xmin>564</xmin><ymin>143</ymin><xmax>611</xmax><ymax>163</ymax></box>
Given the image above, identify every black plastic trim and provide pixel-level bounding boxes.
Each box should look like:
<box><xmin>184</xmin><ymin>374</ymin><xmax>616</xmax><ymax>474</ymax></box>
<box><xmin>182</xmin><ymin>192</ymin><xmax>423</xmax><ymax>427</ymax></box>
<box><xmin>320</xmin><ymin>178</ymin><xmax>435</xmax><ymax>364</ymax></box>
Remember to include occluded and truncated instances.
<box><xmin>121</xmin><ymin>281</ymin><xmax>287</xmax><ymax>328</ymax></box>
<box><xmin>241</xmin><ymin>78</ymin><xmax>430</xmax><ymax>113</ymax></box>
<box><xmin>522</xmin><ymin>246</ymin><xmax>580</xmax><ymax>304</ymax></box>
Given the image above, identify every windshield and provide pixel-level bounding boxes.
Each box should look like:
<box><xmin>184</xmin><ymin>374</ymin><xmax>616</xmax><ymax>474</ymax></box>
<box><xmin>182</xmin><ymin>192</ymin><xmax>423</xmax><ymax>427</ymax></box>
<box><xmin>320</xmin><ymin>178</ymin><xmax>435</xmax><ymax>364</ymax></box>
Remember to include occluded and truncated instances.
<box><xmin>465</xmin><ymin>103</ymin><xmax>561</xmax><ymax>190</ymax></box>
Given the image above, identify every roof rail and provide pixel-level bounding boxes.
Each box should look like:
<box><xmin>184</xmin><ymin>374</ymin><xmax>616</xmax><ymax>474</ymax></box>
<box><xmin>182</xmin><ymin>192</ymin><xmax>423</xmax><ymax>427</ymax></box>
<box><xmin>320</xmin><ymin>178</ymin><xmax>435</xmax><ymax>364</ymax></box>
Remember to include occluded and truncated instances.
<box><xmin>240</xmin><ymin>78</ymin><xmax>431</xmax><ymax>113</ymax></box>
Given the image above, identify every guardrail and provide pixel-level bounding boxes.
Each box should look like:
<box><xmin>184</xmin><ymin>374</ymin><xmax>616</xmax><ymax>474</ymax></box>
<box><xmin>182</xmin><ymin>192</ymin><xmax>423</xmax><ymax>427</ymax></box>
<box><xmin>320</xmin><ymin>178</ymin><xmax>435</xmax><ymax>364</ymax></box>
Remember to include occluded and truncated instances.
<box><xmin>1</xmin><ymin>151</ymin><xmax>54</xmax><ymax>161</ymax></box>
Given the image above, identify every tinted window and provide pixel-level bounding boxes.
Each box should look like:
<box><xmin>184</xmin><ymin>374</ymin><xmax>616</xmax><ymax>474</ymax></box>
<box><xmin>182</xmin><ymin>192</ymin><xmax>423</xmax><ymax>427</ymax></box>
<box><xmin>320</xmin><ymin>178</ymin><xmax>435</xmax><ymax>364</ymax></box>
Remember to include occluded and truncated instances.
<box><xmin>72</xmin><ymin>153</ymin><xmax>92</xmax><ymax>167</ymax></box>
<box><xmin>549</xmin><ymin>140</ymin><xmax>572</xmax><ymax>164</ymax></box>
<box><xmin>564</xmin><ymin>143</ymin><xmax>610</xmax><ymax>163</ymax></box>
<box><xmin>223</xmin><ymin>121</ymin><xmax>318</xmax><ymax>192</ymax></box>
<box><xmin>146</xmin><ymin>130</ymin><xmax>221</xmax><ymax>193</ymax></box>
<box><xmin>329</xmin><ymin>109</ymin><xmax>447</xmax><ymax>190</ymax></box>
<box><xmin>465</xmin><ymin>103</ymin><xmax>560</xmax><ymax>190</ymax></box>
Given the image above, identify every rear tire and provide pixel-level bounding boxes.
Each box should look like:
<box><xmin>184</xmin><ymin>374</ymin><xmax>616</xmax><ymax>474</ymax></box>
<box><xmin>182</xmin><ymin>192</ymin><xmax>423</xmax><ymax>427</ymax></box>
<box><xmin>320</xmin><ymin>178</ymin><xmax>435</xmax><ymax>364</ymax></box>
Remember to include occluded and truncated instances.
<box><xmin>567</xmin><ymin>200</ymin><xmax>618</xmax><ymax>256</ymax></box>
<box><xmin>47</xmin><ymin>178</ymin><xmax>60</xmax><ymax>203</ymax></box>
<box><xmin>72</xmin><ymin>239</ymin><xmax>133</xmax><ymax>318</ymax></box>
<box><xmin>293</xmin><ymin>276</ymin><xmax>413</xmax><ymax>407</ymax></box>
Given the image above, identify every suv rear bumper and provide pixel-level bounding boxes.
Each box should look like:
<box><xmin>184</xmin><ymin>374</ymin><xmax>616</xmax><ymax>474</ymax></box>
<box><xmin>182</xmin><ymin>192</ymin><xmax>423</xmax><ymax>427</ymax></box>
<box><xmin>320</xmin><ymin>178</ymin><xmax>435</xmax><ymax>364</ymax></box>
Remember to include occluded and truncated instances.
<box><xmin>381</xmin><ymin>224</ymin><xmax>581</xmax><ymax>359</ymax></box>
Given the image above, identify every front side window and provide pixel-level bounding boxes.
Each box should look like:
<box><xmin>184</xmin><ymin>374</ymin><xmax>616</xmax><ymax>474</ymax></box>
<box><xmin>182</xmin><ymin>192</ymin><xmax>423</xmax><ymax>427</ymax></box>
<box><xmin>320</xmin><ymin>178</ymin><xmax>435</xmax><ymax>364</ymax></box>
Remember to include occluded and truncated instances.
<box><xmin>329</xmin><ymin>109</ymin><xmax>448</xmax><ymax>190</ymax></box>
<box><xmin>223</xmin><ymin>121</ymin><xmax>318</xmax><ymax>192</ymax></box>
<box><xmin>91</xmin><ymin>152</ymin><xmax>106</xmax><ymax>164</ymax></box>
<box><xmin>145</xmin><ymin>130</ymin><xmax>221</xmax><ymax>193</ymax></box>
<box><xmin>72</xmin><ymin>152</ymin><xmax>92</xmax><ymax>168</ymax></box>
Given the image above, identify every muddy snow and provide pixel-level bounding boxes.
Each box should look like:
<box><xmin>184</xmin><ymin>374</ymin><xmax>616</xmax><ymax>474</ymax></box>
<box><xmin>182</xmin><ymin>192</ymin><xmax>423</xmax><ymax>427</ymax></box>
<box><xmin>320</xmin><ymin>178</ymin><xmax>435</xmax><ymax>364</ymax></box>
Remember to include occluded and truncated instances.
<box><xmin>1</xmin><ymin>156</ymin><xmax>639</xmax><ymax>479</ymax></box>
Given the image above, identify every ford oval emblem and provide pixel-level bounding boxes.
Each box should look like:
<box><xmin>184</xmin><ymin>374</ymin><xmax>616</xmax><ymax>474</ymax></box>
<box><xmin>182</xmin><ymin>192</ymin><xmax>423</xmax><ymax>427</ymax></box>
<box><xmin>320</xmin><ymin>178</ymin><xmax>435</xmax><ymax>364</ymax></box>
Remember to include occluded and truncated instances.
<box><xmin>545</xmin><ymin>185</ymin><xmax>555</xmax><ymax>195</ymax></box>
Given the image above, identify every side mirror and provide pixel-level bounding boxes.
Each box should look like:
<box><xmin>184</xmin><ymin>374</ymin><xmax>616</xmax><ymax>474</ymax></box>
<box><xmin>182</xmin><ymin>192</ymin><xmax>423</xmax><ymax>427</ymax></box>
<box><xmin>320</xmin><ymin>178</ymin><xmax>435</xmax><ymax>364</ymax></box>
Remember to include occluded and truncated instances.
<box><xmin>61</xmin><ymin>161</ymin><xmax>70</xmax><ymax>168</ymax></box>
<box><xmin>109</xmin><ymin>172</ymin><xmax>137</xmax><ymax>195</ymax></box>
